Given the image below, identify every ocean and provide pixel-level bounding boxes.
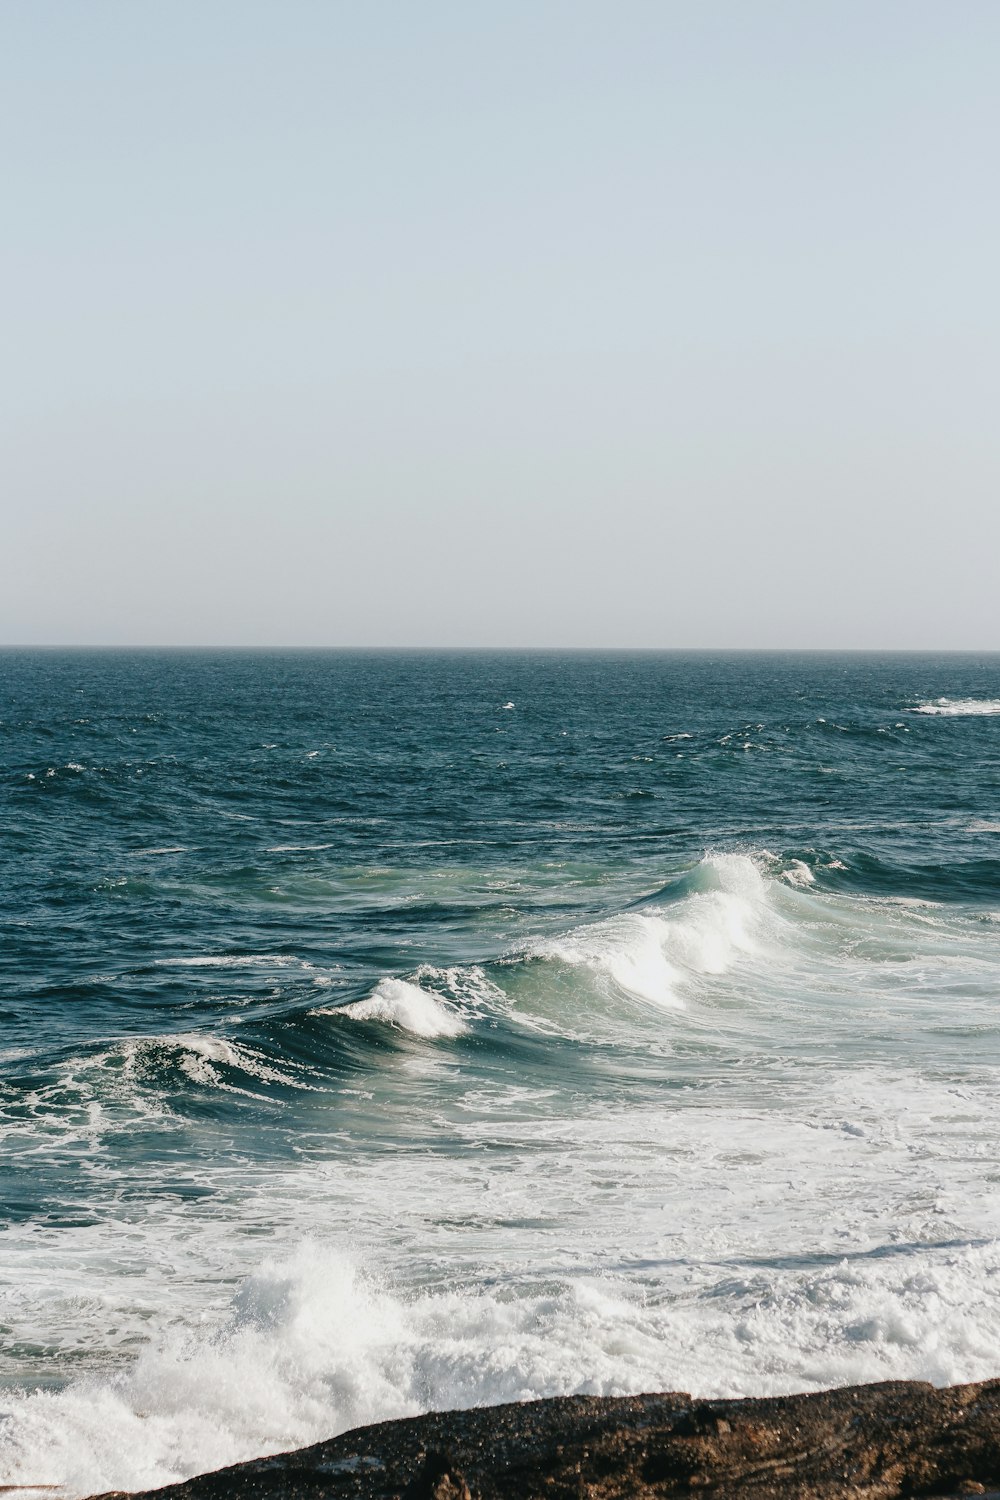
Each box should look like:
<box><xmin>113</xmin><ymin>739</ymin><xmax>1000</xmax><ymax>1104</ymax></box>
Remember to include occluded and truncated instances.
<box><xmin>2</xmin><ymin>649</ymin><xmax>1000</xmax><ymax>1496</ymax></box>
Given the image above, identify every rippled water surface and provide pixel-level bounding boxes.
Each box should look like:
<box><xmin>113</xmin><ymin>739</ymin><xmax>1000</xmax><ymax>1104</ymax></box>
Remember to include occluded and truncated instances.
<box><xmin>3</xmin><ymin>650</ymin><xmax>1000</xmax><ymax>1494</ymax></box>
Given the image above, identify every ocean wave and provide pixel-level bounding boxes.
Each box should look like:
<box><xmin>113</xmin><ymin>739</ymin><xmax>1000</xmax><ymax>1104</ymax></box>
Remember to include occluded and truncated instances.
<box><xmin>155</xmin><ymin>954</ymin><xmax>305</xmax><ymax>969</ymax></box>
<box><xmin>326</xmin><ymin>978</ymin><xmax>468</xmax><ymax>1039</ymax></box>
<box><xmin>0</xmin><ymin>1033</ymin><xmax>317</xmax><ymax>1153</ymax></box>
<box><xmin>526</xmin><ymin>854</ymin><xmax>772</xmax><ymax>1009</ymax></box>
<box><xmin>911</xmin><ymin>698</ymin><xmax>1000</xmax><ymax>716</ymax></box>
<box><xmin>162</xmin><ymin>1033</ymin><xmax>315</xmax><ymax>1093</ymax></box>
<box><xmin>810</xmin><ymin>848</ymin><xmax>1000</xmax><ymax>901</ymax></box>
<box><xmin>8</xmin><ymin>849</ymin><xmax>996</xmax><ymax>1128</ymax></box>
<box><xmin>303</xmin><ymin>850</ymin><xmax>1000</xmax><ymax>1039</ymax></box>
<box><xmin>314</xmin><ymin>964</ymin><xmax>508</xmax><ymax>1041</ymax></box>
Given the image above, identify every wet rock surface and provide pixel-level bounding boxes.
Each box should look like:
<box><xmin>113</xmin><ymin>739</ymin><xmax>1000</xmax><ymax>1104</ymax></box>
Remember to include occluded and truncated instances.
<box><xmin>98</xmin><ymin>1379</ymin><xmax>1000</xmax><ymax>1500</ymax></box>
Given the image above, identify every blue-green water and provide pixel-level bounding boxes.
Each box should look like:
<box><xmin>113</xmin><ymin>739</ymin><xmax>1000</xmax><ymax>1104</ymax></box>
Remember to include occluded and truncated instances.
<box><xmin>3</xmin><ymin>650</ymin><xmax>1000</xmax><ymax>1494</ymax></box>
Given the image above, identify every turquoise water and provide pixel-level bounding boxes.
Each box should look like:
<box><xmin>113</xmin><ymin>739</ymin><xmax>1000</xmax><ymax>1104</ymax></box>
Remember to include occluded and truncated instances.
<box><xmin>3</xmin><ymin>650</ymin><xmax>1000</xmax><ymax>1493</ymax></box>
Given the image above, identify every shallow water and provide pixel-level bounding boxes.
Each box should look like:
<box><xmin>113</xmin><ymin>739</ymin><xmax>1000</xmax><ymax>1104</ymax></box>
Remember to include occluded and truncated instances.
<box><xmin>2</xmin><ymin>650</ymin><xmax>1000</xmax><ymax>1494</ymax></box>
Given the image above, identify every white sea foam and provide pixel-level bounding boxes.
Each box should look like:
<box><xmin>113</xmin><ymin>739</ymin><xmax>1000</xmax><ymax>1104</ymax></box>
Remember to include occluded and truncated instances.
<box><xmin>0</xmin><ymin>1034</ymin><xmax>313</xmax><ymax>1155</ymax></box>
<box><xmin>413</xmin><ymin>963</ymin><xmax>507</xmax><ymax>1018</ymax></box>
<box><xmin>912</xmin><ymin>698</ymin><xmax>1000</xmax><ymax>716</ymax></box>
<box><xmin>4</xmin><ymin>1226</ymin><xmax>1000</xmax><ymax>1499</ymax></box>
<box><xmin>166</xmin><ymin>1034</ymin><xmax>313</xmax><ymax>1092</ymax></box>
<box><xmin>328</xmin><ymin>978</ymin><xmax>467</xmax><ymax>1038</ymax></box>
<box><xmin>5</xmin><ymin>1056</ymin><xmax>1000</xmax><ymax>1496</ymax></box>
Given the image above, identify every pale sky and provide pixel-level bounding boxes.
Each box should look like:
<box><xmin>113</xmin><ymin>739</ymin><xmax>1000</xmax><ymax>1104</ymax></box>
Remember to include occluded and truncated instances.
<box><xmin>2</xmin><ymin>1</ymin><xmax>998</xmax><ymax>648</ymax></box>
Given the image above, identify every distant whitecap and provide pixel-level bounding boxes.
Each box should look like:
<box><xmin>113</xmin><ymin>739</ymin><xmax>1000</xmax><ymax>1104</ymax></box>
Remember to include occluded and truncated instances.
<box><xmin>912</xmin><ymin>698</ymin><xmax>1000</xmax><ymax>716</ymax></box>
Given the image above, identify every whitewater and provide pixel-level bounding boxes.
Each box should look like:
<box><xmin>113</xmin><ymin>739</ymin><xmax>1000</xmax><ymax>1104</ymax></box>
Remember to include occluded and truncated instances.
<box><xmin>2</xmin><ymin>650</ymin><xmax>1000</xmax><ymax>1496</ymax></box>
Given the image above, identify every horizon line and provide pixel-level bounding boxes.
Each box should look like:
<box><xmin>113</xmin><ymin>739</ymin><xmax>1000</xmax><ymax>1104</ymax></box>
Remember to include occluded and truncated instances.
<box><xmin>4</xmin><ymin>644</ymin><xmax>1000</xmax><ymax>655</ymax></box>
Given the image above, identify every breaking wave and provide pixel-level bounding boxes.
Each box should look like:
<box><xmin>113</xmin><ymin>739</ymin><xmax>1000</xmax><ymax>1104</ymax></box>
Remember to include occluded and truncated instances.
<box><xmin>527</xmin><ymin>854</ymin><xmax>768</xmax><ymax>1008</ymax></box>
<box><xmin>328</xmin><ymin>978</ymin><xmax>468</xmax><ymax>1038</ymax></box>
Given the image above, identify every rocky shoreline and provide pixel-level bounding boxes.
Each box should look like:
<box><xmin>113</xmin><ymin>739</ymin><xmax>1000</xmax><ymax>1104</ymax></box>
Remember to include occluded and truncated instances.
<box><xmin>97</xmin><ymin>1378</ymin><xmax>1000</xmax><ymax>1500</ymax></box>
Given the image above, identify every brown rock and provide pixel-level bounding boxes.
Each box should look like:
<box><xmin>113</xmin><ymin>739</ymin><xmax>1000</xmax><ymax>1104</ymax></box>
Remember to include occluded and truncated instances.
<box><xmin>400</xmin><ymin>1450</ymin><xmax>472</xmax><ymax>1500</ymax></box>
<box><xmin>90</xmin><ymin>1378</ymin><xmax>1000</xmax><ymax>1500</ymax></box>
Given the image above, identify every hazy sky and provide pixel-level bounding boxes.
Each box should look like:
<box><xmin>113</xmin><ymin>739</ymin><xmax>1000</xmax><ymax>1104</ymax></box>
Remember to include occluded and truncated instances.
<box><xmin>2</xmin><ymin>1</ymin><xmax>998</xmax><ymax>647</ymax></box>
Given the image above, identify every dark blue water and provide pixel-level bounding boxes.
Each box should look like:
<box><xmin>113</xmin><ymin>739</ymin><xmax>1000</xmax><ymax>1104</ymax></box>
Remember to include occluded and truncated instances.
<box><xmin>3</xmin><ymin>651</ymin><xmax>1000</xmax><ymax>1495</ymax></box>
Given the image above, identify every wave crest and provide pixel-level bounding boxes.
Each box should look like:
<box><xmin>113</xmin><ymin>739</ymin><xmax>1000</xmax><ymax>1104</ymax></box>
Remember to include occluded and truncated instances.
<box><xmin>529</xmin><ymin>854</ymin><xmax>770</xmax><ymax>1008</ymax></box>
<box><xmin>327</xmin><ymin>979</ymin><xmax>467</xmax><ymax>1038</ymax></box>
